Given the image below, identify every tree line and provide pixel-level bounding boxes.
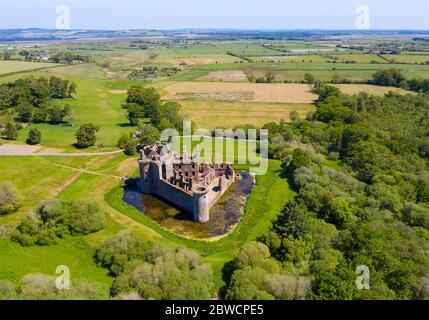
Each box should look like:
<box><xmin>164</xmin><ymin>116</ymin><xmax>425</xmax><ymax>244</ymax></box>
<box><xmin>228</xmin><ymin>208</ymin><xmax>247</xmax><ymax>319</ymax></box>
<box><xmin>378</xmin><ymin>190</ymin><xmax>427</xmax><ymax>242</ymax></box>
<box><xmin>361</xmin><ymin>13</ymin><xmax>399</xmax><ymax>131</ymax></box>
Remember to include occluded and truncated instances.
<box><xmin>237</xmin><ymin>85</ymin><xmax>429</xmax><ymax>300</ymax></box>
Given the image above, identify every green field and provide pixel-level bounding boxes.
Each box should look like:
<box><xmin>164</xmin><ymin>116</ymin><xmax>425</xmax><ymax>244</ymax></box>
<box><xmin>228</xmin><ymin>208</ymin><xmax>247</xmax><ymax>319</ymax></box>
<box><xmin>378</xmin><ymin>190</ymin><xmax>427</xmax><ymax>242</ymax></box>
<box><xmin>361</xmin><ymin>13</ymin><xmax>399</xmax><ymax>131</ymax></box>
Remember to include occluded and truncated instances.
<box><xmin>0</xmin><ymin>237</ymin><xmax>112</xmax><ymax>290</ymax></box>
<box><xmin>2</xmin><ymin>37</ymin><xmax>429</xmax><ymax>298</ymax></box>
<box><xmin>382</xmin><ymin>54</ymin><xmax>429</xmax><ymax>64</ymax></box>
<box><xmin>4</xmin><ymin>66</ymin><xmax>134</xmax><ymax>147</ymax></box>
<box><xmin>0</xmin><ymin>143</ymin><xmax>294</xmax><ymax>290</ymax></box>
<box><xmin>0</xmin><ymin>60</ymin><xmax>60</xmax><ymax>76</ymax></box>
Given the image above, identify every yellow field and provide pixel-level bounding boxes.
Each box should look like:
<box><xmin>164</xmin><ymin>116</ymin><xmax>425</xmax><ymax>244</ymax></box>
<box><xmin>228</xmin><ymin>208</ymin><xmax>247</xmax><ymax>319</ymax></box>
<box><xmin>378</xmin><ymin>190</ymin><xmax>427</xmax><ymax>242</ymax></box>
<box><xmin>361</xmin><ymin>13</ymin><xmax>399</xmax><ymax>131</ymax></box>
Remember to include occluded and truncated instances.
<box><xmin>335</xmin><ymin>84</ymin><xmax>412</xmax><ymax>96</ymax></box>
<box><xmin>159</xmin><ymin>54</ymin><xmax>240</xmax><ymax>66</ymax></box>
<box><xmin>198</xmin><ymin>70</ymin><xmax>248</xmax><ymax>82</ymax></box>
<box><xmin>178</xmin><ymin>100</ymin><xmax>315</xmax><ymax>129</ymax></box>
<box><xmin>164</xmin><ymin>82</ymin><xmax>318</xmax><ymax>103</ymax></box>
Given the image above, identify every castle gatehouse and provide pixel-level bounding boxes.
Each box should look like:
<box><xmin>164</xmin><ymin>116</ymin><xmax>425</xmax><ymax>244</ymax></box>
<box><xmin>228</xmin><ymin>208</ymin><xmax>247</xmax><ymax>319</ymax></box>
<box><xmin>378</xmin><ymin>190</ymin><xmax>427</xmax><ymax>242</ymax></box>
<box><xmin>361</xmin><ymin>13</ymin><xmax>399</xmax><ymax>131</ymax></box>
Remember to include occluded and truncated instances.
<box><xmin>138</xmin><ymin>143</ymin><xmax>237</xmax><ymax>223</ymax></box>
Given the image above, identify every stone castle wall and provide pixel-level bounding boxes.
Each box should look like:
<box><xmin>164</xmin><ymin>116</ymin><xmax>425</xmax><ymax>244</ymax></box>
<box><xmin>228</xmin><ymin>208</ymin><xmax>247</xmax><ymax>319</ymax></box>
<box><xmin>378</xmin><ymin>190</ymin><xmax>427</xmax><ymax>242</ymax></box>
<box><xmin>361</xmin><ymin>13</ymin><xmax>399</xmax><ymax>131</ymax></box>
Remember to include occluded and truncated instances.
<box><xmin>138</xmin><ymin>143</ymin><xmax>235</xmax><ymax>223</ymax></box>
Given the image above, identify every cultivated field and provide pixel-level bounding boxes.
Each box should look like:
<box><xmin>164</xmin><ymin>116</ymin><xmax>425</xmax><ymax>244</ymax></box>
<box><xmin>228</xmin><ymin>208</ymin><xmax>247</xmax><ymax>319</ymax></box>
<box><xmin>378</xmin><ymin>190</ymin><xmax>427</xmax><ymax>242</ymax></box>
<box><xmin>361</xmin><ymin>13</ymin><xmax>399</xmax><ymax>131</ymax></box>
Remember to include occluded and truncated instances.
<box><xmin>164</xmin><ymin>82</ymin><xmax>318</xmax><ymax>103</ymax></box>
<box><xmin>179</xmin><ymin>100</ymin><xmax>315</xmax><ymax>129</ymax></box>
<box><xmin>335</xmin><ymin>84</ymin><xmax>412</xmax><ymax>96</ymax></box>
<box><xmin>198</xmin><ymin>70</ymin><xmax>248</xmax><ymax>82</ymax></box>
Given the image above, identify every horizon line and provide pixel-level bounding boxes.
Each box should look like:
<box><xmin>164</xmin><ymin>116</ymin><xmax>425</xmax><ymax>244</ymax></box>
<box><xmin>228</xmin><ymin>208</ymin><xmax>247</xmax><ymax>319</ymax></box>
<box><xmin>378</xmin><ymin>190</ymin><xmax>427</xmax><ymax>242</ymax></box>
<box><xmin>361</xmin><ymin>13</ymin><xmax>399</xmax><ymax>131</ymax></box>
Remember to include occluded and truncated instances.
<box><xmin>1</xmin><ymin>27</ymin><xmax>429</xmax><ymax>32</ymax></box>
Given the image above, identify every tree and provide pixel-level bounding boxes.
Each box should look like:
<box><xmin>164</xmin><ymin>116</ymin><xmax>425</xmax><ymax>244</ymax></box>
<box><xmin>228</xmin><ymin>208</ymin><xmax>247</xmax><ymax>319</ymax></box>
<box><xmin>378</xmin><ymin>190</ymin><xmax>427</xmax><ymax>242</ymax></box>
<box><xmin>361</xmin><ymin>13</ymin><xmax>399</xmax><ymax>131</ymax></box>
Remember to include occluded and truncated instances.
<box><xmin>95</xmin><ymin>231</ymin><xmax>149</xmax><ymax>276</ymax></box>
<box><xmin>233</xmin><ymin>242</ymin><xmax>273</xmax><ymax>270</ymax></box>
<box><xmin>225</xmin><ymin>242</ymin><xmax>310</xmax><ymax>300</ymax></box>
<box><xmin>288</xmin><ymin>149</ymin><xmax>312</xmax><ymax>173</ymax></box>
<box><xmin>0</xmin><ymin>182</ymin><xmax>20</xmax><ymax>215</ymax></box>
<box><xmin>160</xmin><ymin>102</ymin><xmax>185</xmax><ymax>131</ymax></box>
<box><xmin>3</xmin><ymin>50</ymin><xmax>12</xmax><ymax>60</ymax></box>
<box><xmin>96</xmin><ymin>232</ymin><xmax>214</xmax><ymax>300</ymax></box>
<box><xmin>75</xmin><ymin>123</ymin><xmax>99</xmax><ymax>148</ymax></box>
<box><xmin>126</xmin><ymin>86</ymin><xmax>161</xmax><ymax>125</ymax></box>
<box><xmin>371</xmin><ymin>68</ymin><xmax>406</xmax><ymax>87</ymax></box>
<box><xmin>139</xmin><ymin>124</ymin><xmax>160</xmax><ymax>145</ymax></box>
<box><xmin>226</xmin><ymin>267</ymin><xmax>275</xmax><ymax>300</ymax></box>
<box><xmin>304</xmin><ymin>73</ymin><xmax>315</xmax><ymax>84</ymax></box>
<box><xmin>117</xmin><ymin>134</ymin><xmax>130</xmax><ymax>149</ymax></box>
<box><xmin>48</xmin><ymin>104</ymin><xmax>71</xmax><ymax>124</ymax></box>
<box><xmin>313</xmin><ymin>85</ymin><xmax>341</xmax><ymax>102</ymax></box>
<box><xmin>402</xmin><ymin>203</ymin><xmax>429</xmax><ymax>229</ymax></box>
<box><xmin>67</xmin><ymin>82</ymin><xmax>77</xmax><ymax>97</ymax></box>
<box><xmin>346</xmin><ymin>140</ymin><xmax>394</xmax><ymax>182</ymax></box>
<box><xmin>19</xmin><ymin>274</ymin><xmax>107</xmax><ymax>300</ymax></box>
<box><xmin>321</xmin><ymin>198</ymin><xmax>354</xmax><ymax>228</ymax></box>
<box><xmin>124</xmin><ymin>140</ymin><xmax>136</xmax><ymax>156</ymax></box>
<box><xmin>272</xmin><ymin>200</ymin><xmax>309</xmax><ymax>241</ymax></box>
<box><xmin>26</xmin><ymin>128</ymin><xmax>41</xmax><ymax>145</ymax></box>
<box><xmin>12</xmin><ymin>199</ymin><xmax>105</xmax><ymax>246</ymax></box>
<box><xmin>126</xmin><ymin>103</ymin><xmax>145</xmax><ymax>126</ymax></box>
<box><xmin>3</xmin><ymin>121</ymin><xmax>18</xmax><ymax>140</ymax></box>
<box><xmin>66</xmin><ymin>200</ymin><xmax>105</xmax><ymax>235</ymax></box>
<box><xmin>309</xmin><ymin>262</ymin><xmax>359</xmax><ymax>300</ymax></box>
<box><xmin>16</xmin><ymin>101</ymin><xmax>33</xmax><ymax>123</ymax></box>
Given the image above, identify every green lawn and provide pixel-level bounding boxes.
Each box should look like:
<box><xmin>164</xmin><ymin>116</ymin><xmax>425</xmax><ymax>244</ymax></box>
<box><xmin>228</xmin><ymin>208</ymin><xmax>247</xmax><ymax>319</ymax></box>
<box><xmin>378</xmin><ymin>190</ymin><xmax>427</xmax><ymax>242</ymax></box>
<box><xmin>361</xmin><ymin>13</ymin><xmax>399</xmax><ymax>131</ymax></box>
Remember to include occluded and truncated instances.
<box><xmin>15</xmin><ymin>75</ymin><xmax>133</xmax><ymax>148</ymax></box>
<box><xmin>0</xmin><ymin>237</ymin><xmax>112</xmax><ymax>292</ymax></box>
<box><xmin>0</xmin><ymin>156</ymin><xmax>107</xmax><ymax>225</ymax></box>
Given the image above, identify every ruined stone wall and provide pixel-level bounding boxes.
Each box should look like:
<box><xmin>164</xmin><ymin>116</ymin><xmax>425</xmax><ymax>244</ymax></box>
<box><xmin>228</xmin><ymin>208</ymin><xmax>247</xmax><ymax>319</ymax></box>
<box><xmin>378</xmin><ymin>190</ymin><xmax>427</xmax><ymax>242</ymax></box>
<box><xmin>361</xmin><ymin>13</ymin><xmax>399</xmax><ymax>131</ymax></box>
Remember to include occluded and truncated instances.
<box><xmin>155</xmin><ymin>180</ymin><xmax>194</xmax><ymax>213</ymax></box>
<box><xmin>205</xmin><ymin>177</ymin><xmax>235</xmax><ymax>208</ymax></box>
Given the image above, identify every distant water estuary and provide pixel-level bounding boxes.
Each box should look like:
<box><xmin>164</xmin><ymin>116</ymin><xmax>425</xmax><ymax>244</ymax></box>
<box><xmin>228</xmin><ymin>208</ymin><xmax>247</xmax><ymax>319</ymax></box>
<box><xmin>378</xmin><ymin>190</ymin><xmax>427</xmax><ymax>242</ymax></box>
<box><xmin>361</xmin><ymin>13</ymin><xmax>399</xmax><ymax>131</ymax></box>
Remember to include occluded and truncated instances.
<box><xmin>122</xmin><ymin>172</ymin><xmax>255</xmax><ymax>239</ymax></box>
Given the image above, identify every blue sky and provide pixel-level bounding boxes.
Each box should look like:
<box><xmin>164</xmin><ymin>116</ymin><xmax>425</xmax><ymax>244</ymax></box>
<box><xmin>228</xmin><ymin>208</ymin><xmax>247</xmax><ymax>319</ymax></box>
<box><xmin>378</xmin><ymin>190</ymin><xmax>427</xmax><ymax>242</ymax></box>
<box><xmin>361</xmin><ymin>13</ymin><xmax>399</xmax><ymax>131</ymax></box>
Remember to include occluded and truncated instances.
<box><xmin>1</xmin><ymin>0</ymin><xmax>429</xmax><ymax>30</ymax></box>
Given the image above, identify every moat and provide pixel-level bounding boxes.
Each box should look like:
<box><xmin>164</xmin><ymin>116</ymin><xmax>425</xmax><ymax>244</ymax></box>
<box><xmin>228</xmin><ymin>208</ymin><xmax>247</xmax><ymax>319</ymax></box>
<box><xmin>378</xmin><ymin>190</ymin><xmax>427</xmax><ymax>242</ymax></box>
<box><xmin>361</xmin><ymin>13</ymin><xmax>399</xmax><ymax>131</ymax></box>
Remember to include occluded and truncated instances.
<box><xmin>123</xmin><ymin>172</ymin><xmax>255</xmax><ymax>239</ymax></box>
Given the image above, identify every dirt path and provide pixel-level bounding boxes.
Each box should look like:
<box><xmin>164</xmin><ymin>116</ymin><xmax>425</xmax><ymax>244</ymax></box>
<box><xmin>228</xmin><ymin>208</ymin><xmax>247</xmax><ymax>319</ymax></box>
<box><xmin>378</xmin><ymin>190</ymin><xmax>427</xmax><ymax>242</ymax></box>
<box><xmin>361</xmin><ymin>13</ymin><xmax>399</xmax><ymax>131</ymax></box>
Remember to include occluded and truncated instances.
<box><xmin>53</xmin><ymin>163</ymin><xmax>122</xmax><ymax>178</ymax></box>
<box><xmin>54</xmin><ymin>157</ymin><xmax>161</xmax><ymax>238</ymax></box>
<box><xmin>0</xmin><ymin>144</ymin><xmax>124</xmax><ymax>157</ymax></box>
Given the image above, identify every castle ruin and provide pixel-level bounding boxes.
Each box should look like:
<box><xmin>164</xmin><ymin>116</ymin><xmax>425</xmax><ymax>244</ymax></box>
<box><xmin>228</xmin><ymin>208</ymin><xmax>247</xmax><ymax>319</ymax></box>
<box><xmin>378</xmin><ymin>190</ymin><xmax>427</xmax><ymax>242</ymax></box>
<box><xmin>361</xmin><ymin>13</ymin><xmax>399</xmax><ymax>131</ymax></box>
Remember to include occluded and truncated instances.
<box><xmin>138</xmin><ymin>143</ymin><xmax>237</xmax><ymax>223</ymax></box>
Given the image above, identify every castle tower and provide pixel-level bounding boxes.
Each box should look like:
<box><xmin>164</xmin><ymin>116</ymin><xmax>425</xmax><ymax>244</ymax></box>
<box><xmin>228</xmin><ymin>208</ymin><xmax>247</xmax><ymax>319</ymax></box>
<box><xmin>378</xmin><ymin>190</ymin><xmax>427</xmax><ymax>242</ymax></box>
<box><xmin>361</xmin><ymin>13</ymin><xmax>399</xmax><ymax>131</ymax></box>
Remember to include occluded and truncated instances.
<box><xmin>139</xmin><ymin>151</ymin><xmax>153</xmax><ymax>194</ymax></box>
<box><xmin>193</xmin><ymin>186</ymin><xmax>210</xmax><ymax>223</ymax></box>
<box><xmin>183</xmin><ymin>145</ymin><xmax>188</xmax><ymax>161</ymax></box>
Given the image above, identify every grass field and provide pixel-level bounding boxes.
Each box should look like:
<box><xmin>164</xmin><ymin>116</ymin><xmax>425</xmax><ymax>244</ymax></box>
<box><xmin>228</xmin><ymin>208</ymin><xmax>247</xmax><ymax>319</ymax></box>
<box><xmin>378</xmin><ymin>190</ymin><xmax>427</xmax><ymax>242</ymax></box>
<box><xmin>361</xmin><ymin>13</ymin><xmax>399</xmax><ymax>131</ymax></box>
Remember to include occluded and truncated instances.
<box><xmin>0</xmin><ymin>153</ymin><xmax>136</xmax><ymax>290</ymax></box>
<box><xmin>2</xmin><ymin>37</ymin><xmax>429</xmax><ymax>297</ymax></box>
<box><xmin>382</xmin><ymin>54</ymin><xmax>429</xmax><ymax>64</ymax></box>
<box><xmin>331</xmin><ymin>54</ymin><xmax>387</xmax><ymax>64</ymax></box>
<box><xmin>0</xmin><ymin>237</ymin><xmax>112</xmax><ymax>291</ymax></box>
<box><xmin>0</xmin><ymin>60</ymin><xmax>60</xmax><ymax>76</ymax></box>
<box><xmin>179</xmin><ymin>100</ymin><xmax>315</xmax><ymax>129</ymax></box>
<box><xmin>9</xmin><ymin>67</ymin><xmax>133</xmax><ymax>147</ymax></box>
<box><xmin>0</xmin><ymin>156</ymin><xmax>108</xmax><ymax>225</ymax></box>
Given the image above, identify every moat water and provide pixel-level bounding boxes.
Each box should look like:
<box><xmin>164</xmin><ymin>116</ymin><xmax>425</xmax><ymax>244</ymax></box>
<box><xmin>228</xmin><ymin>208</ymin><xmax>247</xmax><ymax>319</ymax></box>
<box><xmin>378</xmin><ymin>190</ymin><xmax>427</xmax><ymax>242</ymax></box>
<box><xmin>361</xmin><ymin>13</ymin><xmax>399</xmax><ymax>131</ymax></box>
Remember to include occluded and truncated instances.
<box><xmin>122</xmin><ymin>172</ymin><xmax>255</xmax><ymax>239</ymax></box>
